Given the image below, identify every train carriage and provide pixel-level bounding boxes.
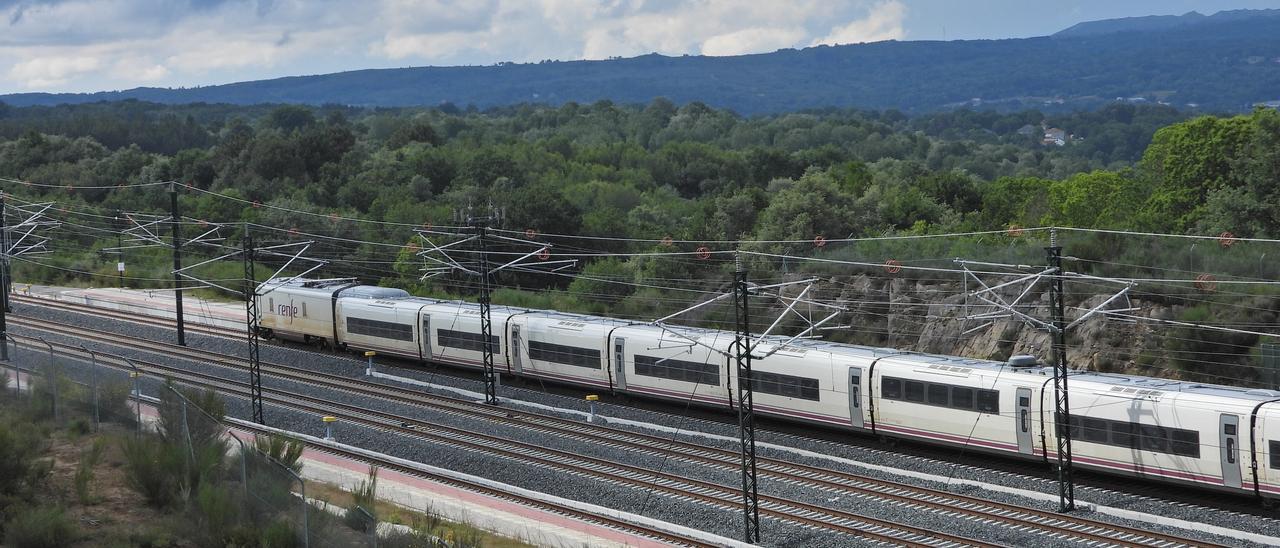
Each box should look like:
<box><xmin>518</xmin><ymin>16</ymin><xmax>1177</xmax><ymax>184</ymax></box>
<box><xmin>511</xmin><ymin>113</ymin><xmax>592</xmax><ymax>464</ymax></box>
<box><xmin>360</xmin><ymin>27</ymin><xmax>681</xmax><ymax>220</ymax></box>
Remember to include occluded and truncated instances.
<box><xmin>609</xmin><ymin>324</ymin><xmax>733</xmax><ymax>406</ymax></box>
<box><xmin>256</xmin><ymin>277</ymin><xmax>1280</xmax><ymax>503</ymax></box>
<box><xmin>508</xmin><ymin>312</ymin><xmax>622</xmax><ymax>390</ymax></box>
<box><xmin>256</xmin><ymin>277</ymin><xmax>361</xmax><ymax>345</ymax></box>
<box><xmin>337</xmin><ymin>296</ymin><xmax>439</xmax><ymax>360</ymax></box>
<box><xmin>870</xmin><ymin>354</ymin><xmax>1049</xmax><ymax>457</ymax></box>
<box><xmin>742</xmin><ymin>341</ymin><xmax>864</xmax><ymax>428</ymax></box>
<box><xmin>1059</xmin><ymin>376</ymin><xmax>1280</xmax><ymax>495</ymax></box>
<box><xmin>419</xmin><ymin>301</ymin><xmax>526</xmax><ymax>371</ymax></box>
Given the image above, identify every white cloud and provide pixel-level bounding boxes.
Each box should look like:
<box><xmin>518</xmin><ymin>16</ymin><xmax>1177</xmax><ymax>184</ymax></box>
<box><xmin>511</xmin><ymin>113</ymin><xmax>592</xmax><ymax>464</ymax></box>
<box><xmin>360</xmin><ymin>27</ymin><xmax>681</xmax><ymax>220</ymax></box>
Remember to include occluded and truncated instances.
<box><xmin>702</xmin><ymin>26</ymin><xmax>808</xmax><ymax>57</ymax></box>
<box><xmin>9</xmin><ymin>54</ymin><xmax>100</xmax><ymax>88</ymax></box>
<box><xmin>0</xmin><ymin>0</ymin><xmax>911</xmax><ymax>93</ymax></box>
<box><xmin>814</xmin><ymin>0</ymin><xmax>907</xmax><ymax>46</ymax></box>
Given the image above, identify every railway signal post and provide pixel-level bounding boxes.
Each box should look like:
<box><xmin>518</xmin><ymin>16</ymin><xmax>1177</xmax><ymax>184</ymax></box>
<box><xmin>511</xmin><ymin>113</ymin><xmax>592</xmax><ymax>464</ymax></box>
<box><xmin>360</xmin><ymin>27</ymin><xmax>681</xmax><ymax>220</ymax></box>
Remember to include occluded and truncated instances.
<box><xmin>243</xmin><ymin>227</ymin><xmax>265</xmax><ymax>424</ymax></box>
<box><xmin>0</xmin><ymin>192</ymin><xmax>7</xmax><ymax>361</ymax></box>
<box><xmin>733</xmin><ymin>253</ymin><xmax>761</xmax><ymax>543</ymax></box>
<box><xmin>416</xmin><ymin>210</ymin><xmax>573</xmax><ymax>406</ymax></box>
<box><xmin>1047</xmin><ymin>229</ymin><xmax>1075</xmax><ymax>512</ymax></box>
<box><xmin>170</xmin><ymin>182</ymin><xmax>187</xmax><ymax>346</ymax></box>
<box><xmin>469</xmin><ymin>212</ymin><xmax>500</xmax><ymax>405</ymax></box>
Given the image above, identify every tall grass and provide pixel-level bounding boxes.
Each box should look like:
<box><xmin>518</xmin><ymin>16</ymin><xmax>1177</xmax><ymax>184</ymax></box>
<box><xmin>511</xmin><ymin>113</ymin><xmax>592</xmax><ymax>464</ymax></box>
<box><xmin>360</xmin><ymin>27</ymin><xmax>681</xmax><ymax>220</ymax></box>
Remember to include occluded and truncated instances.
<box><xmin>3</xmin><ymin>506</ymin><xmax>75</xmax><ymax>548</ymax></box>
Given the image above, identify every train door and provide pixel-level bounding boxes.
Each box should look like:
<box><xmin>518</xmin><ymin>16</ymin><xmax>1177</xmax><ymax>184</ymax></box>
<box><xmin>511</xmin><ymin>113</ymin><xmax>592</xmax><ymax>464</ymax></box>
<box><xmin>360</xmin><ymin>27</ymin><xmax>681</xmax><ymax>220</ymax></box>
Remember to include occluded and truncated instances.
<box><xmin>1221</xmin><ymin>414</ymin><xmax>1242</xmax><ymax>489</ymax></box>
<box><xmin>510</xmin><ymin>324</ymin><xmax>523</xmax><ymax>374</ymax></box>
<box><xmin>421</xmin><ymin>316</ymin><xmax>433</xmax><ymax>359</ymax></box>
<box><xmin>847</xmin><ymin>367</ymin><xmax>864</xmax><ymax>428</ymax></box>
<box><xmin>613</xmin><ymin>338</ymin><xmax>627</xmax><ymax>390</ymax></box>
<box><xmin>1016</xmin><ymin>388</ymin><xmax>1033</xmax><ymax>455</ymax></box>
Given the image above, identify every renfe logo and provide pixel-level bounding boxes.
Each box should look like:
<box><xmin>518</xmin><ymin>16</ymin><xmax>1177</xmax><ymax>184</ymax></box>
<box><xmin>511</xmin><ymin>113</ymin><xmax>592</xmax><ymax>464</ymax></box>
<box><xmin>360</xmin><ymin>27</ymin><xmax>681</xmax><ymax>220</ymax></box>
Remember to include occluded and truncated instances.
<box><xmin>277</xmin><ymin>304</ymin><xmax>299</xmax><ymax>318</ymax></box>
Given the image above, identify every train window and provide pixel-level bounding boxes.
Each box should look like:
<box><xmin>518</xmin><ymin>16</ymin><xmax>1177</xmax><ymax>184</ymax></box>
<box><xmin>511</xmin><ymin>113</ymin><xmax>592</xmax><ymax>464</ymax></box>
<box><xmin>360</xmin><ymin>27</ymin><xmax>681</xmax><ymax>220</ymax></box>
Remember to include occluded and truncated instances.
<box><xmin>976</xmin><ymin>390</ymin><xmax>1000</xmax><ymax>414</ymax></box>
<box><xmin>346</xmin><ymin>317</ymin><xmax>414</xmax><ymax>341</ymax></box>
<box><xmin>438</xmin><ymin>329</ymin><xmax>499</xmax><ymax>352</ymax></box>
<box><xmin>528</xmin><ymin>341</ymin><xmax>601</xmax><ymax>368</ymax></box>
<box><xmin>1139</xmin><ymin>425</ymin><xmax>1169</xmax><ymax>453</ymax></box>
<box><xmin>752</xmin><ymin>372</ymin><xmax>820</xmax><ymax>401</ymax></box>
<box><xmin>883</xmin><ymin>378</ymin><xmax>902</xmax><ymax>399</ymax></box>
<box><xmin>1171</xmin><ymin>430</ymin><xmax>1200</xmax><ymax>458</ymax></box>
<box><xmin>634</xmin><ymin>355</ymin><xmax>719</xmax><ymax>385</ymax></box>
<box><xmin>927</xmin><ymin>384</ymin><xmax>949</xmax><ymax>406</ymax></box>
<box><xmin>1271</xmin><ymin>441</ymin><xmax>1280</xmax><ymax>469</ymax></box>
<box><xmin>1110</xmin><ymin>422</ymin><xmax>1135</xmax><ymax>447</ymax></box>
<box><xmin>1082</xmin><ymin>418</ymin><xmax>1109</xmax><ymax>443</ymax></box>
<box><xmin>905</xmin><ymin>381</ymin><xmax>925</xmax><ymax>403</ymax></box>
<box><xmin>950</xmin><ymin>387</ymin><xmax>974</xmax><ymax>410</ymax></box>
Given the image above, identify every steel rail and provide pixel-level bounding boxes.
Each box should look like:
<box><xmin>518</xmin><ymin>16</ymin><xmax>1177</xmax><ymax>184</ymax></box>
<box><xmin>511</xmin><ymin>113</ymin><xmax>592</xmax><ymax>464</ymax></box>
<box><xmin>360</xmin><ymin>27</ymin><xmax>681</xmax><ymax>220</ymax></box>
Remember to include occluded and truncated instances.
<box><xmin>9</xmin><ymin>304</ymin><xmax>1228</xmax><ymax>547</ymax></box>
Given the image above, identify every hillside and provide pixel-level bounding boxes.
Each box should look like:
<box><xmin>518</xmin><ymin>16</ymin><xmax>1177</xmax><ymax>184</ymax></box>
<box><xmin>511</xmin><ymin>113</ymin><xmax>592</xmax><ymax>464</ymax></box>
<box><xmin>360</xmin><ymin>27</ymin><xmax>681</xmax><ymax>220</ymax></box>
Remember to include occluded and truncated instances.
<box><xmin>3</xmin><ymin>10</ymin><xmax>1280</xmax><ymax>114</ymax></box>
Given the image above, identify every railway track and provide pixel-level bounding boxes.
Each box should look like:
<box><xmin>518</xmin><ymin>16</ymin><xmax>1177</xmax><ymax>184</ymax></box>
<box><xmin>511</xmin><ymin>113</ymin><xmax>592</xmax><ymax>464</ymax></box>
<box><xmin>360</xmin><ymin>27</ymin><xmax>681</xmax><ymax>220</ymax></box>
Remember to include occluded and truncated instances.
<box><xmin>225</xmin><ymin>421</ymin><xmax>723</xmax><ymax>548</ymax></box>
<box><xmin>11</xmin><ymin>293</ymin><xmax>245</xmax><ymax>338</ymax></box>
<box><xmin>6</xmin><ymin>312</ymin><xmax>1227</xmax><ymax>548</ymax></box>
<box><xmin>6</xmin><ymin>324</ymin><xmax>994</xmax><ymax>547</ymax></box>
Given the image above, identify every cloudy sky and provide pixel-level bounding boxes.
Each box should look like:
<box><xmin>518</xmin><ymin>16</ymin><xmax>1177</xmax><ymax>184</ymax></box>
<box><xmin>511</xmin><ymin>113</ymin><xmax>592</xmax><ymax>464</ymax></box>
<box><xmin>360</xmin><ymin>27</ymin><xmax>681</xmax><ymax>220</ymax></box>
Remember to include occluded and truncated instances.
<box><xmin>1</xmin><ymin>0</ymin><xmax>1275</xmax><ymax>94</ymax></box>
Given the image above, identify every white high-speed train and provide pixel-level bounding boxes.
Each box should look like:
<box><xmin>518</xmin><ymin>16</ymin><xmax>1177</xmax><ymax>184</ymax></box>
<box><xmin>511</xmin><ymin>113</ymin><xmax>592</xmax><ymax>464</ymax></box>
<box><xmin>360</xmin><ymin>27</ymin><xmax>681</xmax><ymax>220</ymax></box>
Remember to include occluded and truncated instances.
<box><xmin>257</xmin><ymin>277</ymin><xmax>1280</xmax><ymax>501</ymax></box>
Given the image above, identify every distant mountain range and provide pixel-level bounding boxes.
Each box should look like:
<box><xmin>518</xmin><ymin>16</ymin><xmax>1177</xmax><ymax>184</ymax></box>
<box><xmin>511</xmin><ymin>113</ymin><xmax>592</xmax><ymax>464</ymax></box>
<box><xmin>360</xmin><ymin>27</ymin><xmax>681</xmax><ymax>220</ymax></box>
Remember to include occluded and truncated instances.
<box><xmin>4</xmin><ymin>9</ymin><xmax>1280</xmax><ymax>114</ymax></box>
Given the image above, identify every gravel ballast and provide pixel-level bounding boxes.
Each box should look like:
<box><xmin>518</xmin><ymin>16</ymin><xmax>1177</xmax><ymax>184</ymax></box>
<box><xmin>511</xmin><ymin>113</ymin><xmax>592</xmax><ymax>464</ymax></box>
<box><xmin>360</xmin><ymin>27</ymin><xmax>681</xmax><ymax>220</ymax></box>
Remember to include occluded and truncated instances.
<box><xmin>7</xmin><ymin>300</ymin><xmax>1278</xmax><ymax>546</ymax></box>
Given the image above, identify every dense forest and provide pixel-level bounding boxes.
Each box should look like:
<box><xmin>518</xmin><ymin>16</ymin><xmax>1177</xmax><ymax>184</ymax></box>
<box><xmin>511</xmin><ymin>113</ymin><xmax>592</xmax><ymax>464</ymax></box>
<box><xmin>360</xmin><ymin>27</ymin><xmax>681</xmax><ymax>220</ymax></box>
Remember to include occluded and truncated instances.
<box><xmin>5</xmin><ymin>10</ymin><xmax>1280</xmax><ymax>114</ymax></box>
<box><xmin>1</xmin><ymin>98</ymin><xmax>1273</xmax><ymax>242</ymax></box>
<box><xmin>2</xmin><ymin>98</ymin><xmax>1280</xmax><ymax>384</ymax></box>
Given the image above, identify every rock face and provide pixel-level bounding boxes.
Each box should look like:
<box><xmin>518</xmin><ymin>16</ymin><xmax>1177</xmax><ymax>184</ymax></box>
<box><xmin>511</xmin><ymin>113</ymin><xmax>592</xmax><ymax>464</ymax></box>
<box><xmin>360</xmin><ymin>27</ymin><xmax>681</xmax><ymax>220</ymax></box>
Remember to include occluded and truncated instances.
<box><xmin>761</xmin><ymin>272</ymin><xmax>1276</xmax><ymax>384</ymax></box>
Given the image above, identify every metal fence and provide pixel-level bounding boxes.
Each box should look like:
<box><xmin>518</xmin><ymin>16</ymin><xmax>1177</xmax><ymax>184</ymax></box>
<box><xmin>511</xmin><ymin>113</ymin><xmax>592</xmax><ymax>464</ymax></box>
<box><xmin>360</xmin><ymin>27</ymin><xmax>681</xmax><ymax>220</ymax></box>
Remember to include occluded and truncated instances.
<box><xmin>0</xmin><ymin>335</ymin><xmax>464</xmax><ymax>547</ymax></box>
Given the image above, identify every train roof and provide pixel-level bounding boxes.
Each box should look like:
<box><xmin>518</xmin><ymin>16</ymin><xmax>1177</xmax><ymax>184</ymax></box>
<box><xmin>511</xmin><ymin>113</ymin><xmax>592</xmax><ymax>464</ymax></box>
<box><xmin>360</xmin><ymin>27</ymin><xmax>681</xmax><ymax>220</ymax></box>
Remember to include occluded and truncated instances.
<box><xmin>1068</xmin><ymin>371</ymin><xmax>1280</xmax><ymax>402</ymax></box>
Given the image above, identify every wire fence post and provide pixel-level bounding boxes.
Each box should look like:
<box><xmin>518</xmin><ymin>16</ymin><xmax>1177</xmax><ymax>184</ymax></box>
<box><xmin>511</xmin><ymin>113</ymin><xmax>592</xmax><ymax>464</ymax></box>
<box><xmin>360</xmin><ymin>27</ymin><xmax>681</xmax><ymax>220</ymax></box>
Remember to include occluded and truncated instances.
<box><xmin>124</xmin><ymin>357</ymin><xmax>142</xmax><ymax>435</ymax></box>
<box><xmin>232</xmin><ymin>431</ymin><xmax>249</xmax><ymax>508</ymax></box>
<box><xmin>292</xmin><ymin>468</ymin><xmax>310</xmax><ymax>548</ymax></box>
<box><xmin>38</xmin><ymin>337</ymin><xmax>60</xmax><ymax>424</ymax></box>
<box><xmin>7</xmin><ymin>334</ymin><xmax>19</xmax><ymax>399</ymax></box>
<box><xmin>355</xmin><ymin>506</ymin><xmax>377</xmax><ymax>548</ymax></box>
<box><xmin>81</xmin><ymin>344</ymin><xmax>100</xmax><ymax>429</ymax></box>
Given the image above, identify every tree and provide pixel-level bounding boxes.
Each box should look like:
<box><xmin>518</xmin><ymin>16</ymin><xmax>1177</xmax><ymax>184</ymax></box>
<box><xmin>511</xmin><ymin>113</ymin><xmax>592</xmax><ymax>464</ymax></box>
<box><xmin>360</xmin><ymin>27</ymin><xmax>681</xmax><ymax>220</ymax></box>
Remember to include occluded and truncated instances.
<box><xmin>265</xmin><ymin>105</ymin><xmax>316</xmax><ymax>132</ymax></box>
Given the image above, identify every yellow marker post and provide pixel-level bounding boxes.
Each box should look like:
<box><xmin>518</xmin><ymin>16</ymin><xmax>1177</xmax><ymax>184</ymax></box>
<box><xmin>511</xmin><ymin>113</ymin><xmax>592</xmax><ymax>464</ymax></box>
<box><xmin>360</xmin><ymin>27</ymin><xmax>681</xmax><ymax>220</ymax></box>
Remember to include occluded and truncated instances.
<box><xmin>586</xmin><ymin>394</ymin><xmax>599</xmax><ymax>423</ymax></box>
<box><xmin>364</xmin><ymin>351</ymin><xmax>376</xmax><ymax>376</ymax></box>
<box><xmin>322</xmin><ymin>416</ymin><xmax>337</xmax><ymax>441</ymax></box>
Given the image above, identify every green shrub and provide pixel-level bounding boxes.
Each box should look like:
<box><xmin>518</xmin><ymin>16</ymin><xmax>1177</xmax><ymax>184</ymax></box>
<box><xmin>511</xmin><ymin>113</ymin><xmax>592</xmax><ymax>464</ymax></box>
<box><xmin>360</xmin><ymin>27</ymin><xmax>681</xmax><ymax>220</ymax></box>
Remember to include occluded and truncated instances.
<box><xmin>0</xmin><ymin>420</ymin><xmax>47</xmax><ymax>497</ymax></box>
<box><xmin>344</xmin><ymin>465</ymin><xmax>379</xmax><ymax>532</ymax></box>
<box><xmin>67</xmin><ymin>418</ymin><xmax>90</xmax><ymax>436</ymax></box>
<box><xmin>157</xmin><ymin>381</ymin><xmax>226</xmax><ymax>449</ymax></box>
<box><xmin>120</xmin><ymin>435</ymin><xmax>184</xmax><ymax>508</ymax></box>
<box><xmin>192</xmin><ymin>483</ymin><xmax>240</xmax><ymax>548</ymax></box>
<box><xmin>259</xmin><ymin>520</ymin><xmax>300</xmax><ymax>548</ymax></box>
<box><xmin>74</xmin><ymin>438</ymin><xmax>106</xmax><ymax>505</ymax></box>
<box><xmin>26</xmin><ymin>371</ymin><xmax>70</xmax><ymax>421</ymax></box>
<box><xmin>98</xmin><ymin>380</ymin><xmax>137</xmax><ymax>427</ymax></box>
<box><xmin>3</xmin><ymin>506</ymin><xmax>75</xmax><ymax>548</ymax></box>
<box><xmin>253</xmin><ymin>434</ymin><xmax>305</xmax><ymax>473</ymax></box>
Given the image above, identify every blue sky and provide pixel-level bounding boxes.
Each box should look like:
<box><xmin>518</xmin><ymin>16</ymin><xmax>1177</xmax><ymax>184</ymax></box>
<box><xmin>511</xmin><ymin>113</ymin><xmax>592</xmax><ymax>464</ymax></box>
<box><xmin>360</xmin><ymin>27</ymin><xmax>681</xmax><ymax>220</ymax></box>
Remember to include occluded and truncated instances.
<box><xmin>0</xmin><ymin>0</ymin><xmax>1275</xmax><ymax>94</ymax></box>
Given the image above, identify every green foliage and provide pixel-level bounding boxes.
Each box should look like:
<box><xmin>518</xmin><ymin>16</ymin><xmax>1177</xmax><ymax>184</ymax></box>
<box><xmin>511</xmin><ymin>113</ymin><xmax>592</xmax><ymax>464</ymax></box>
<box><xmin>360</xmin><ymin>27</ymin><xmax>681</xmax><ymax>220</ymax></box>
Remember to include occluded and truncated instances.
<box><xmin>259</xmin><ymin>520</ymin><xmax>300</xmax><ymax>548</ymax></box>
<box><xmin>252</xmin><ymin>434</ymin><xmax>305</xmax><ymax>473</ymax></box>
<box><xmin>192</xmin><ymin>482</ymin><xmax>240</xmax><ymax>548</ymax></box>
<box><xmin>74</xmin><ymin>438</ymin><xmax>106</xmax><ymax>504</ymax></box>
<box><xmin>345</xmin><ymin>465</ymin><xmax>379</xmax><ymax>532</ymax></box>
<box><xmin>97</xmin><ymin>380</ymin><xmax>137</xmax><ymax>427</ymax></box>
<box><xmin>0</xmin><ymin>416</ymin><xmax>47</xmax><ymax>499</ymax></box>
<box><xmin>120</xmin><ymin>435</ymin><xmax>185</xmax><ymax>508</ymax></box>
<box><xmin>3</xmin><ymin>506</ymin><xmax>76</xmax><ymax>548</ymax></box>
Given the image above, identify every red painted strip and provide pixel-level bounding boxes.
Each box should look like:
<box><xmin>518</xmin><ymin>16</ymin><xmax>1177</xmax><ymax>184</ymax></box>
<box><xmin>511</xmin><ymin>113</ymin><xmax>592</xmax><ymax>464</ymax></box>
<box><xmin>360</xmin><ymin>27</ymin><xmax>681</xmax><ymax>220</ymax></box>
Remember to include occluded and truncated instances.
<box><xmin>752</xmin><ymin>403</ymin><xmax>851</xmax><ymax>425</ymax></box>
<box><xmin>626</xmin><ymin>384</ymin><xmax>727</xmax><ymax>405</ymax></box>
<box><xmin>876</xmin><ymin>423</ymin><xmax>1019</xmax><ymax>451</ymax></box>
<box><xmin>523</xmin><ymin>369</ymin><xmax>612</xmax><ymax>389</ymax></box>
